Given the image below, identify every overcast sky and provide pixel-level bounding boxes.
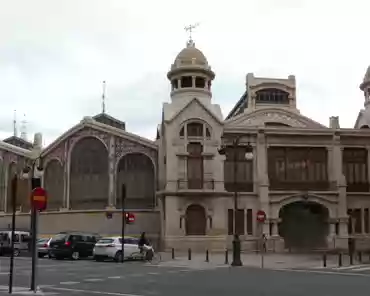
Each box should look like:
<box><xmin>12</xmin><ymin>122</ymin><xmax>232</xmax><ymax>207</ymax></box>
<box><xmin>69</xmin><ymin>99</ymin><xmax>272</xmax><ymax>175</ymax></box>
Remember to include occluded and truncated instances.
<box><xmin>0</xmin><ymin>0</ymin><xmax>369</xmax><ymax>146</ymax></box>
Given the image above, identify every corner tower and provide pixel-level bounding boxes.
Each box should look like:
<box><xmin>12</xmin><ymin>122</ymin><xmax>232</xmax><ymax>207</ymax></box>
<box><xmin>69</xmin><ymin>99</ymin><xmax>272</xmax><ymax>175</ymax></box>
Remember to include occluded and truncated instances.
<box><xmin>167</xmin><ymin>38</ymin><xmax>215</xmax><ymax>104</ymax></box>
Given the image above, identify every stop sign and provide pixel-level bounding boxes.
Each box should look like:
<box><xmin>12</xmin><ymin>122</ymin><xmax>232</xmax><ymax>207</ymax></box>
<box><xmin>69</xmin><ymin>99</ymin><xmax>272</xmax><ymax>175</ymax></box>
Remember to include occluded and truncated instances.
<box><xmin>31</xmin><ymin>187</ymin><xmax>47</xmax><ymax>211</ymax></box>
<box><xmin>256</xmin><ymin>210</ymin><xmax>266</xmax><ymax>223</ymax></box>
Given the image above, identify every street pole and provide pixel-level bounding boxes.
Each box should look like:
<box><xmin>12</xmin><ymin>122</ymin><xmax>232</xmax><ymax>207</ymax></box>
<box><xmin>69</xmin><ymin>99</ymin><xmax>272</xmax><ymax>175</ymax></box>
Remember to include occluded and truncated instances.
<box><xmin>30</xmin><ymin>164</ymin><xmax>41</xmax><ymax>292</ymax></box>
<box><xmin>231</xmin><ymin>138</ymin><xmax>242</xmax><ymax>266</ymax></box>
<box><xmin>8</xmin><ymin>174</ymin><xmax>17</xmax><ymax>294</ymax></box>
<box><xmin>121</xmin><ymin>184</ymin><xmax>126</xmax><ymax>263</ymax></box>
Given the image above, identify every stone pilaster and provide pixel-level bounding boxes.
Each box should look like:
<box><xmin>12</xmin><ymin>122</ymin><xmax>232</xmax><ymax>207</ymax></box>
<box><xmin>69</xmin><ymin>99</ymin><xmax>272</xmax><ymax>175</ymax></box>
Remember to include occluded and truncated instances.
<box><xmin>63</xmin><ymin>140</ymin><xmax>70</xmax><ymax>209</ymax></box>
<box><xmin>108</xmin><ymin>136</ymin><xmax>115</xmax><ymax>207</ymax></box>
<box><xmin>256</xmin><ymin>130</ymin><xmax>270</xmax><ymax>235</ymax></box>
<box><xmin>367</xmin><ymin>146</ymin><xmax>370</xmax><ymax>184</ymax></box>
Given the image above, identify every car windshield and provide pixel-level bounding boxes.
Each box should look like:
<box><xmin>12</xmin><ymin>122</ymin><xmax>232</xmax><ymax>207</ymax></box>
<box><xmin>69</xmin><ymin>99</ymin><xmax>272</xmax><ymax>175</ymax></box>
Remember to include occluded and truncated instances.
<box><xmin>51</xmin><ymin>234</ymin><xmax>68</xmax><ymax>242</ymax></box>
<box><xmin>37</xmin><ymin>238</ymin><xmax>48</xmax><ymax>243</ymax></box>
<box><xmin>97</xmin><ymin>238</ymin><xmax>114</xmax><ymax>244</ymax></box>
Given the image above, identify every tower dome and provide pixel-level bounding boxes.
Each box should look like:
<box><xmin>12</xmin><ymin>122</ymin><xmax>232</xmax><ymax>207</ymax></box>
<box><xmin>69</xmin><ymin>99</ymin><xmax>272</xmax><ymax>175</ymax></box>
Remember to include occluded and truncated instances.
<box><xmin>167</xmin><ymin>39</ymin><xmax>215</xmax><ymax>100</ymax></box>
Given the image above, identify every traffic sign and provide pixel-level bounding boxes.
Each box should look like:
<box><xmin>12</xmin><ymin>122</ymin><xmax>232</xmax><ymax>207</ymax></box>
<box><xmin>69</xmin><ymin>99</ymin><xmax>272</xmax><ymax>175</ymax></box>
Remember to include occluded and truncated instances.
<box><xmin>31</xmin><ymin>187</ymin><xmax>47</xmax><ymax>211</ymax></box>
<box><xmin>125</xmin><ymin>212</ymin><xmax>135</xmax><ymax>224</ymax></box>
<box><xmin>256</xmin><ymin>210</ymin><xmax>266</xmax><ymax>223</ymax></box>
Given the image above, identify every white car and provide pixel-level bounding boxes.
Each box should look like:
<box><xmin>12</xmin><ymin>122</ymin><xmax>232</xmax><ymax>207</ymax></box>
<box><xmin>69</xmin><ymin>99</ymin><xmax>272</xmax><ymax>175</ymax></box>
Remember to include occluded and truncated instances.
<box><xmin>93</xmin><ymin>236</ymin><xmax>141</xmax><ymax>262</ymax></box>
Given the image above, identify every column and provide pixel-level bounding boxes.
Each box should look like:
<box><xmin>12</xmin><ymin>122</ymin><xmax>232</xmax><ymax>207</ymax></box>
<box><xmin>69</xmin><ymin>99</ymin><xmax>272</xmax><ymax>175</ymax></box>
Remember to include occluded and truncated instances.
<box><xmin>192</xmin><ymin>76</ymin><xmax>196</xmax><ymax>88</ymax></box>
<box><xmin>333</xmin><ymin>141</ymin><xmax>348</xmax><ymax>236</ymax></box>
<box><xmin>367</xmin><ymin>147</ymin><xmax>370</xmax><ymax>184</ymax></box>
<box><xmin>108</xmin><ymin>136</ymin><xmax>115</xmax><ymax>207</ymax></box>
<box><xmin>256</xmin><ymin>130</ymin><xmax>270</xmax><ymax>235</ymax></box>
<box><xmin>63</xmin><ymin>140</ymin><xmax>70</xmax><ymax>209</ymax></box>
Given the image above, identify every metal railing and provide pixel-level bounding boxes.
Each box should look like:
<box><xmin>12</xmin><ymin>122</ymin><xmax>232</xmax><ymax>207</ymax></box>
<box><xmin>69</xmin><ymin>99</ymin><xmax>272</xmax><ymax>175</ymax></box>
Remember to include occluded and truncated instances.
<box><xmin>176</xmin><ymin>179</ymin><xmax>215</xmax><ymax>190</ymax></box>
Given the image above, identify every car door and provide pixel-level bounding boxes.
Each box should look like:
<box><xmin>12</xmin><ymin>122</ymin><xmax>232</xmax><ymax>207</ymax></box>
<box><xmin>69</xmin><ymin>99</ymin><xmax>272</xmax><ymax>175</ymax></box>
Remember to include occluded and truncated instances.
<box><xmin>70</xmin><ymin>235</ymin><xmax>84</xmax><ymax>255</ymax></box>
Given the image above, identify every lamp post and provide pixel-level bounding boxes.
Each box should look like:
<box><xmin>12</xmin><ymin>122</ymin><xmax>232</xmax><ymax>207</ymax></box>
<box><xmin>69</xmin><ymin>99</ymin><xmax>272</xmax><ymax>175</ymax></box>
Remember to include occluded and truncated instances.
<box><xmin>22</xmin><ymin>157</ymin><xmax>44</xmax><ymax>292</ymax></box>
<box><xmin>218</xmin><ymin>135</ymin><xmax>253</xmax><ymax>266</ymax></box>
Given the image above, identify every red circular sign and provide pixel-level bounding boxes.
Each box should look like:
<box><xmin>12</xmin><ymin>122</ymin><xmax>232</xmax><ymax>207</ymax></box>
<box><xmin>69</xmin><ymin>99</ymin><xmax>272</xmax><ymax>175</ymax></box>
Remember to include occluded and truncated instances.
<box><xmin>256</xmin><ymin>210</ymin><xmax>266</xmax><ymax>223</ymax></box>
<box><xmin>125</xmin><ymin>212</ymin><xmax>135</xmax><ymax>224</ymax></box>
<box><xmin>31</xmin><ymin>187</ymin><xmax>47</xmax><ymax>211</ymax></box>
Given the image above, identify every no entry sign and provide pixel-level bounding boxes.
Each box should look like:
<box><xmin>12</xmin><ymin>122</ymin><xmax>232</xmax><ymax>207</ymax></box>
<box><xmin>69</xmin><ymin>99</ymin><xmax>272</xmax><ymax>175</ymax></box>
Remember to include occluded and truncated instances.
<box><xmin>31</xmin><ymin>187</ymin><xmax>47</xmax><ymax>211</ymax></box>
<box><xmin>125</xmin><ymin>212</ymin><xmax>135</xmax><ymax>224</ymax></box>
<box><xmin>256</xmin><ymin>210</ymin><xmax>266</xmax><ymax>223</ymax></box>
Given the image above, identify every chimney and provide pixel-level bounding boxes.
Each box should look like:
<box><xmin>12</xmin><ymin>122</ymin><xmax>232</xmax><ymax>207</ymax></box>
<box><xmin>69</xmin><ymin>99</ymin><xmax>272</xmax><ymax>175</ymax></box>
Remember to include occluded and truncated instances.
<box><xmin>329</xmin><ymin>116</ymin><xmax>340</xmax><ymax>129</ymax></box>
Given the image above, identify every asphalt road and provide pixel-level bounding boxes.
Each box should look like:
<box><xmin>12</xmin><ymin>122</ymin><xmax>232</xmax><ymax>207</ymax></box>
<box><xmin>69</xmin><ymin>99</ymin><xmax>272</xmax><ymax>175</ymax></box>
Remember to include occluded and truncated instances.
<box><xmin>0</xmin><ymin>256</ymin><xmax>370</xmax><ymax>295</ymax></box>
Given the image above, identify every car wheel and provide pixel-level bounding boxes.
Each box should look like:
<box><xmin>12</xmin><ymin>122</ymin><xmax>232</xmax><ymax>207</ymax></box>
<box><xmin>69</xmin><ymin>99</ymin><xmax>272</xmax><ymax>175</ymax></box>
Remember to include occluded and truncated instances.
<box><xmin>114</xmin><ymin>251</ymin><xmax>123</xmax><ymax>262</ymax></box>
<box><xmin>71</xmin><ymin>251</ymin><xmax>80</xmax><ymax>260</ymax></box>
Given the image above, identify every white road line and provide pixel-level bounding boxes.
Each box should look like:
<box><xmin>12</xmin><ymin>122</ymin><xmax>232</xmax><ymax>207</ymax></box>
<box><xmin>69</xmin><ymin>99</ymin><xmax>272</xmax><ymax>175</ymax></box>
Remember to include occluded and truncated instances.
<box><xmin>84</xmin><ymin>278</ymin><xmax>104</xmax><ymax>282</ymax></box>
<box><xmin>59</xmin><ymin>281</ymin><xmax>80</xmax><ymax>285</ymax></box>
<box><xmin>335</xmin><ymin>264</ymin><xmax>369</xmax><ymax>270</ymax></box>
<box><xmin>107</xmin><ymin>276</ymin><xmax>122</xmax><ymax>279</ymax></box>
<box><xmin>350</xmin><ymin>266</ymin><xmax>370</xmax><ymax>271</ymax></box>
<box><xmin>271</xmin><ymin>267</ymin><xmax>370</xmax><ymax>277</ymax></box>
<box><xmin>46</xmin><ymin>286</ymin><xmax>144</xmax><ymax>296</ymax></box>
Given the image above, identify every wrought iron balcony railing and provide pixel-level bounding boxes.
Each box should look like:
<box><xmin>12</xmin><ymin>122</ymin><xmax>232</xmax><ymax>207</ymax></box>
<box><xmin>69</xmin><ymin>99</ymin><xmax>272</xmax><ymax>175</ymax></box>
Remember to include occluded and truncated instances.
<box><xmin>176</xmin><ymin>179</ymin><xmax>215</xmax><ymax>190</ymax></box>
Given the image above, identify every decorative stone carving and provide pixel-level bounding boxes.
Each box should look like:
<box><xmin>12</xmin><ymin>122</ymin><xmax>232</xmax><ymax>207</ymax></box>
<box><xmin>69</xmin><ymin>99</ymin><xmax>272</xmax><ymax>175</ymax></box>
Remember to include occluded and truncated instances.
<box><xmin>43</xmin><ymin>145</ymin><xmax>65</xmax><ymax>166</ymax></box>
<box><xmin>233</xmin><ymin>111</ymin><xmax>307</xmax><ymax>127</ymax></box>
<box><xmin>69</xmin><ymin>127</ymin><xmax>110</xmax><ymax>151</ymax></box>
<box><xmin>114</xmin><ymin>137</ymin><xmax>157</xmax><ymax>165</ymax></box>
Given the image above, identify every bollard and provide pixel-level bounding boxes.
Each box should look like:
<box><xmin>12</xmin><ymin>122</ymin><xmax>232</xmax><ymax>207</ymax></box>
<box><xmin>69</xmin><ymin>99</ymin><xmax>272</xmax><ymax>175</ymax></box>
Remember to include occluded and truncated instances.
<box><xmin>188</xmin><ymin>248</ymin><xmax>191</xmax><ymax>260</ymax></box>
<box><xmin>350</xmin><ymin>252</ymin><xmax>353</xmax><ymax>265</ymax></box>
<box><xmin>225</xmin><ymin>249</ymin><xmax>229</xmax><ymax>264</ymax></box>
<box><xmin>205</xmin><ymin>250</ymin><xmax>209</xmax><ymax>262</ymax></box>
<box><xmin>171</xmin><ymin>248</ymin><xmax>175</xmax><ymax>260</ymax></box>
<box><xmin>338</xmin><ymin>252</ymin><xmax>342</xmax><ymax>267</ymax></box>
<box><xmin>358</xmin><ymin>251</ymin><xmax>362</xmax><ymax>263</ymax></box>
<box><xmin>323</xmin><ymin>253</ymin><xmax>327</xmax><ymax>268</ymax></box>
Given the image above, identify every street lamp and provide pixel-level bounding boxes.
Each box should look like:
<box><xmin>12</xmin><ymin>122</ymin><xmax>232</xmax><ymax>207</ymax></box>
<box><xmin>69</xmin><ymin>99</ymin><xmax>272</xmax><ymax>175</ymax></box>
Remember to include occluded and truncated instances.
<box><xmin>22</xmin><ymin>157</ymin><xmax>44</xmax><ymax>292</ymax></box>
<box><xmin>218</xmin><ymin>135</ymin><xmax>253</xmax><ymax>266</ymax></box>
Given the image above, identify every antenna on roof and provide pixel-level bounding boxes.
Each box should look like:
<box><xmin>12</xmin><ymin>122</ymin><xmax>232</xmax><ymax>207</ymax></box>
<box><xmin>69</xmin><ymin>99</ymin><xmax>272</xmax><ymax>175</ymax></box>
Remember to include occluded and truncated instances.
<box><xmin>20</xmin><ymin>113</ymin><xmax>27</xmax><ymax>141</ymax></box>
<box><xmin>13</xmin><ymin>110</ymin><xmax>17</xmax><ymax>137</ymax></box>
<box><xmin>184</xmin><ymin>22</ymin><xmax>199</xmax><ymax>46</ymax></box>
<box><xmin>102</xmin><ymin>80</ymin><xmax>106</xmax><ymax>114</ymax></box>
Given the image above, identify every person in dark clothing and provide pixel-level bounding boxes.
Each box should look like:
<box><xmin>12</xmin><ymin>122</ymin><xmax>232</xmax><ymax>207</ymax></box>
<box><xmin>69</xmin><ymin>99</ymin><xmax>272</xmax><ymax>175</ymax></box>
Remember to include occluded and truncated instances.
<box><xmin>138</xmin><ymin>232</ymin><xmax>149</xmax><ymax>253</ymax></box>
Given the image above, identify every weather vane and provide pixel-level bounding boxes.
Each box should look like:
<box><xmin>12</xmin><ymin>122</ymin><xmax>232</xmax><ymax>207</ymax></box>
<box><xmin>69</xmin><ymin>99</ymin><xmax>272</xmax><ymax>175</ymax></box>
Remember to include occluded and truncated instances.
<box><xmin>184</xmin><ymin>23</ymin><xmax>199</xmax><ymax>42</ymax></box>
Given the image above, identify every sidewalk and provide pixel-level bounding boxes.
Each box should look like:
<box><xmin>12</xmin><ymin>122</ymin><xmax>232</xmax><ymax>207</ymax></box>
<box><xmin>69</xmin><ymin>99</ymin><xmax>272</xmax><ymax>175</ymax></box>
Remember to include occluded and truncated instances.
<box><xmin>158</xmin><ymin>252</ymin><xmax>362</xmax><ymax>270</ymax></box>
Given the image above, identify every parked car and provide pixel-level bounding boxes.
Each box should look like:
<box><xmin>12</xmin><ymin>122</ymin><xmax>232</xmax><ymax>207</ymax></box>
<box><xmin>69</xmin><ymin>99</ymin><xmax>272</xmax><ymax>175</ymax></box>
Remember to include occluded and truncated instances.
<box><xmin>0</xmin><ymin>231</ymin><xmax>31</xmax><ymax>256</ymax></box>
<box><xmin>93</xmin><ymin>236</ymin><xmax>140</xmax><ymax>262</ymax></box>
<box><xmin>48</xmin><ymin>231</ymin><xmax>100</xmax><ymax>260</ymax></box>
<box><xmin>37</xmin><ymin>238</ymin><xmax>51</xmax><ymax>258</ymax></box>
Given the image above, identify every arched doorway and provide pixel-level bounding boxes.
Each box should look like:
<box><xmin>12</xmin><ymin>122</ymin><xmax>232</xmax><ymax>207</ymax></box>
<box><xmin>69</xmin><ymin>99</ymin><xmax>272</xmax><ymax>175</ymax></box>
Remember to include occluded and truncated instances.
<box><xmin>278</xmin><ymin>201</ymin><xmax>329</xmax><ymax>250</ymax></box>
<box><xmin>116</xmin><ymin>153</ymin><xmax>155</xmax><ymax>209</ymax></box>
<box><xmin>185</xmin><ymin>204</ymin><xmax>206</xmax><ymax>235</ymax></box>
<box><xmin>44</xmin><ymin>159</ymin><xmax>64</xmax><ymax>210</ymax></box>
<box><xmin>69</xmin><ymin>137</ymin><xmax>109</xmax><ymax>210</ymax></box>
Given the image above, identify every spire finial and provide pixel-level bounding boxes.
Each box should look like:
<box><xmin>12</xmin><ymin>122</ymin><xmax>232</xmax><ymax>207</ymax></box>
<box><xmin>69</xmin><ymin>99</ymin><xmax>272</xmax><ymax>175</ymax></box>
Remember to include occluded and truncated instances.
<box><xmin>20</xmin><ymin>113</ymin><xmax>27</xmax><ymax>141</ymax></box>
<box><xmin>13</xmin><ymin>110</ymin><xmax>17</xmax><ymax>137</ymax></box>
<box><xmin>102</xmin><ymin>80</ymin><xmax>106</xmax><ymax>114</ymax></box>
<box><xmin>184</xmin><ymin>23</ymin><xmax>199</xmax><ymax>46</ymax></box>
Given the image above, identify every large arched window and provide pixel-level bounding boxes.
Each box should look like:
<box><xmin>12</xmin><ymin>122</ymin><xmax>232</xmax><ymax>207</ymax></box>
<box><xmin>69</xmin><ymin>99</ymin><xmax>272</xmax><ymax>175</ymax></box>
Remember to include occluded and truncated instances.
<box><xmin>116</xmin><ymin>153</ymin><xmax>155</xmax><ymax>209</ymax></box>
<box><xmin>0</xmin><ymin>159</ymin><xmax>4</xmax><ymax>212</ymax></box>
<box><xmin>256</xmin><ymin>88</ymin><xmax>289</xmax><ymax>104</ymax></box>
<box><xmin>179</xmin><ymin>120</ymin><xmax>212</xmax><ymax>140</ymax></box>
<box><xmin>44</xmin><ymin>159</ymin><xmax>64</xmax><ymax>210</ymax></box>
<box><xmin>70</xmin><ymin>137</ymin><xmax>109</xmax><ymax>210</ymax></box>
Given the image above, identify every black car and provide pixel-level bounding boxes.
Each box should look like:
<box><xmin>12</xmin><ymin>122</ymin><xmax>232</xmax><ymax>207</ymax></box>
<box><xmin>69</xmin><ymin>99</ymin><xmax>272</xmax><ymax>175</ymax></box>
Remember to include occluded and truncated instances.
<box><xmin>48</xmin><ymin>231</ymin><xmax>100</xmax><ymax>260</ymax></box>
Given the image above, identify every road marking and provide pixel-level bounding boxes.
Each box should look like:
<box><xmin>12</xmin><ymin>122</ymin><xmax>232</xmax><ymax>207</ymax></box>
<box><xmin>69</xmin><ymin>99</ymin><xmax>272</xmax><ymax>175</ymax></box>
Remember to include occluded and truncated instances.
<box><xmin>108</xmin><ymin>276</ymin><xmax>122</xmax><ymax>279</ymax></box>
<box><xmin>59</xmin><ymin>281</ymin><xmax>80</xmax><ymax>285</ymax></box>
<box><xmin>46</xmin><ymin>286</ymin><xmax>144</xmax><ymax>296</ymax></box>
<box><xmin>335</xmin><ymin>264</ymin><xmax>369</xmax><ymax>270</ymax></box>
<box><xmin>84</xmin><ymin>278</ymin><xmax>104</xmax><ymax>282</ymax></box>
<box><xmin>271</xmin><ymin>267</ymin><xmax>370</xmax><ymax>277</ymax></box>
<box><xmin>148</xmin><ymin>272</ymin><xmax>159</xmax><ymax>275</ymax></box>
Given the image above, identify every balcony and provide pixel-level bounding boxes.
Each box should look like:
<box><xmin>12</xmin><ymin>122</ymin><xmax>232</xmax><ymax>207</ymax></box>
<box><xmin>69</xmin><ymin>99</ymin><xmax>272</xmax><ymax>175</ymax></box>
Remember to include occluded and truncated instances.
<box><xmin>177</xmin><ymin>179</ymin><xmax>215</xmax><ymax>190</ymax></box>
<box><xmin>269</xmin><ymin>180</ymin><xmax>332</xmax><ymax>191</ymax></box>
<box><xmin>224</xmin><ymin>182</ymin><xmax>254</xmax><ymax>192</ymax></box>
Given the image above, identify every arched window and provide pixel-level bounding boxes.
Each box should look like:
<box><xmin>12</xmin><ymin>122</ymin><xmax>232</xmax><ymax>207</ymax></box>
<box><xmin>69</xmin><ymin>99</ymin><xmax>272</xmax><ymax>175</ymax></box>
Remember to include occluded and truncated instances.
<box><xmin>360</xmin><ymin>125</ymin><xmax>370</xmax><ymax>129</ymax></box>
<box><xmin>256</xmin><ymin>88</ymin><xmax>289</xmax><ymax>104</ymax></box>
<box><xmin>187</xmin><ymin>122</ymin><xmax>203</xmax><ymax>137</ymax></box>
